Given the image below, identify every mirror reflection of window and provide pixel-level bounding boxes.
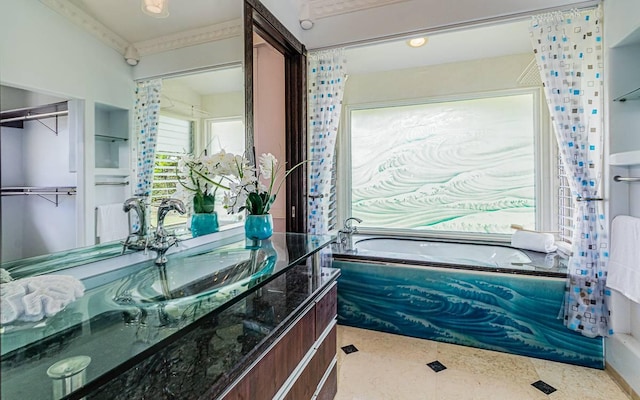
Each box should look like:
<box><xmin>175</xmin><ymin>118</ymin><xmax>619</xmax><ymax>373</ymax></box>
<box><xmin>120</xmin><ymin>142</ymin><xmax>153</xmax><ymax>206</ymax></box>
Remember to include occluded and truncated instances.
<box><xmin>153</xmin><ymin>65</ymin><xmax>245</xmax><ymax>231</ymax></box>
<box><xmin>206</xmin><ymin>117</ymin><xmax>245</xmax><ymax>223</ymax></box>
<box><xmin>206</xmin><ymin>117</ymin><xmax>245</xmax><ymax>155</ymax></box>
<box><xmin>150</xmin><ymin>115</ymin><xmax>193</xmax><ymax>228</ymax></box>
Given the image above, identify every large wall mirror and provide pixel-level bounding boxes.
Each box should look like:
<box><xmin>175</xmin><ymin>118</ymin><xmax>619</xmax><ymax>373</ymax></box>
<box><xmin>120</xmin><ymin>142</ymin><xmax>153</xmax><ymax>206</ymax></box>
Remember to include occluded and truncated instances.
<box><xmin>0</xmin><ymin>0</ymin><xmax>246</xmax><ymax>267</ymax></box>
<box><xmin>0</xmin><ymin>0</ymin><xmax>307</xmax><ymax>270</ymax></box>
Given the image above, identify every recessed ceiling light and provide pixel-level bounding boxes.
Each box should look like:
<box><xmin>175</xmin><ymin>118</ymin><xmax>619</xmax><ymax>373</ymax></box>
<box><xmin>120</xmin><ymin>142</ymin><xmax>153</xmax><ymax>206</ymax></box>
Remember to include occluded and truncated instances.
<box><xmin>407</xmin><ymin>37</ymin><xmax>428</xmax><ymax>48</ymax></box>
<box><xmin>142</xmin><ymin>0</ymin><xmax>169</xmax><ymax>18</ymax></box>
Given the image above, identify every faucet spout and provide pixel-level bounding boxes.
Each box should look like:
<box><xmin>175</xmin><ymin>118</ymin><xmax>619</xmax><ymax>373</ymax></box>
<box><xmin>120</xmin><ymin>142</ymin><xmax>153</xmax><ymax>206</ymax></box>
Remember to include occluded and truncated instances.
<box><xmin>122</xmin><ymin>197</ymin><xmax>148</xmax><ymax>253</ymax></box>
<box><xmin>337</xmin><ymin>217</ymin><xmax>363</xmax><ymax>253</ymax></box>
<box><xmin>149</xmin><ymin>198</ymin><xmax>186</xmax><ymax>265</ymax></box>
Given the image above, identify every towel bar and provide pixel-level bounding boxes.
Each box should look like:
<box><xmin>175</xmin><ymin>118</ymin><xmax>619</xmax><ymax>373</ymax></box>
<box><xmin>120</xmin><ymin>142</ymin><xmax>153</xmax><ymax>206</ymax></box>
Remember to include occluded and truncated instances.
<box><xmin>613</xmin><ymin>175</ymin><xmax>640</xmax><ymax>183</ymax></box>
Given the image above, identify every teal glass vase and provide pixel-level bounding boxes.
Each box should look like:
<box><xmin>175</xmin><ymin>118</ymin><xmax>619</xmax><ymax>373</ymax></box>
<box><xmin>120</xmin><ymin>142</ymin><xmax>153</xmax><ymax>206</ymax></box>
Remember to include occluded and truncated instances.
<box><xmin>190</xmin><ymin>212</ymin><xmax>219</xmax><ymax>237</ymax></box>
<box><xmin>245</xmin><ymin>214</ymin><xmax>273</xmax><ymax>240</ymax></box>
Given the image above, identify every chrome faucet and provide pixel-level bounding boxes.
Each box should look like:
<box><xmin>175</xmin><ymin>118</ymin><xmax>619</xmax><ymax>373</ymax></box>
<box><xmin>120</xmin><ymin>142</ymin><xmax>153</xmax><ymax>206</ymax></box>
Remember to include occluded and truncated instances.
<box><xmin>122</xmin><ymin>197</ymin><xmax>148</xmax><ymax>253</ymax></box>
<box><xmin>337</xmin><ymin>217</ymin><xmax>363</xmax><ymax>252</ymax></box>
<box><xmin>148</xmin><ymin>198</ymin><xmax>186</xmax><ymax>265</ymax></box>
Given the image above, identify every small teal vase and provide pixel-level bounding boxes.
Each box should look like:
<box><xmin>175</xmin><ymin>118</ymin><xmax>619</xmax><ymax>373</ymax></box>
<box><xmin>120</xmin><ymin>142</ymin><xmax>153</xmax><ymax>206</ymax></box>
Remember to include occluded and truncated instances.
<box><xmin>190</xmin><ymin>212</ymin><xmax>219</xmax><ymax>237</ymax></box>
<box><xmin>245</xmin><ymin>214</ymin><xmax>273</xmax><ymax>240</ymax></box>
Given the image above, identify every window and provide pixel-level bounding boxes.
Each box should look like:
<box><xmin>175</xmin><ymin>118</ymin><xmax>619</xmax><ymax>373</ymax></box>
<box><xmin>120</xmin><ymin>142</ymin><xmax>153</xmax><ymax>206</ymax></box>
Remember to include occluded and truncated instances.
<box><xmin>151</xmin><ymin>115</ymin><xmax>193</xmax><ymax>226</ymax></box>
<box><xmin>557</xmin><ymin>157</ymin><xmax>574</xmax><ymax>244</ymax></box>
<box><xmin>345</xmin><ymin>91</ymin><xmax>539</xmax><ymax>236</ymax></box>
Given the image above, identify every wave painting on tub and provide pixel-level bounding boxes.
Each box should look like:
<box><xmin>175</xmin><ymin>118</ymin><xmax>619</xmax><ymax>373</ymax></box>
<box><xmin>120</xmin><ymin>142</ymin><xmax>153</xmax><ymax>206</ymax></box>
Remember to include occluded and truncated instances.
<box><xmin>350</xmin><ymin>93</ymin><xmax>536</xmax><ymax>234</ymax></box>
<box><xmin>336</xmin><ymin>260</ymin><xmax>604</xmax><ymax>369</ymax></box>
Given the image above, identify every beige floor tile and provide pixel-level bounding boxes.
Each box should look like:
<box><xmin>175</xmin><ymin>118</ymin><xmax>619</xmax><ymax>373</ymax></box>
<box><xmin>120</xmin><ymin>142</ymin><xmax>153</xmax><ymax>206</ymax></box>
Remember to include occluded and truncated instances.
<box><xmin>530</xmin><ymin>358</ymin><xmax>631</xmax><ymax>400</ymax></box>
<box><xmin>436</xmin><ymin>341</ymin><xmax>540</xmax><ymax>384</ymax></box>
<box><xmin>435</xmin><ymin>369</ymin><xmax>547</xmax><ymax>400</ymax></box>
<box><xmin>336</xmin><ymin>326</ymin><xmax>631</xmax><ymax>400</ymax></box>
<box><xmin>338</xmin><ymin>325</ymin><xmax>437</xmax><ymax>363</ymax></box>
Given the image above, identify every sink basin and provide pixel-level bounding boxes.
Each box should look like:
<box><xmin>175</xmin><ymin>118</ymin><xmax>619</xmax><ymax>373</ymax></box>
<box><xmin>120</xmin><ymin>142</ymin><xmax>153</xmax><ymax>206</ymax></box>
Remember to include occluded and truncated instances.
<box><xmin>110</xmin><ymin>246</ymin><xmax>276</xmax><ymax>318</ymax></box>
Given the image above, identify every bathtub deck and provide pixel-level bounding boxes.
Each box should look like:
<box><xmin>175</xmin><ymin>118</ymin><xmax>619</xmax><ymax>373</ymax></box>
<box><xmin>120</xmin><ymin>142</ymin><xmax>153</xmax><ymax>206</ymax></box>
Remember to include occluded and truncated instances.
<box><xmin>335</xmin><ymin>325</ymin><xmax>630</xmax><ymax>400</ymax></box>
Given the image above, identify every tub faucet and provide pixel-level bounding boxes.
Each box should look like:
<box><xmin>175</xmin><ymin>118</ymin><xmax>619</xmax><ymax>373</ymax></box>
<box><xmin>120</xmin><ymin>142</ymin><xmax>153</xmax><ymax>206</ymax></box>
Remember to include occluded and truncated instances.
<box><xmin>337</xmin><ymin>217</ymin><xmax>363</xmax><ymax>252</ymax></box>
<box><xmin>122</xmin><ymin>197</ymin><xmax>148</xmax><ymax>253</ymax></box>
<box><xmin>148</xmin><ymin>198</ymin><xmax>186</xmax><ymax>265</ymax></box>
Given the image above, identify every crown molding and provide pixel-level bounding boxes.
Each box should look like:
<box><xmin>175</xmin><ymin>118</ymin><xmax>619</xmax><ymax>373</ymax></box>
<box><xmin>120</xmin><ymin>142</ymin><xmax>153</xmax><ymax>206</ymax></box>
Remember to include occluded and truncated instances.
<box><xmin>307</xmin><ymin>0</ymin><xmax>410</xmax><ymax>19</ymax></box>
<box><xmin>134</xmin><ymin>18</ymin><xmax>243</xmax><ymax>56</ymax></box>
<box><xmin>39</xmin><ymin>0</ymin><xmax>129</xmax><ymax>54</ymax></box>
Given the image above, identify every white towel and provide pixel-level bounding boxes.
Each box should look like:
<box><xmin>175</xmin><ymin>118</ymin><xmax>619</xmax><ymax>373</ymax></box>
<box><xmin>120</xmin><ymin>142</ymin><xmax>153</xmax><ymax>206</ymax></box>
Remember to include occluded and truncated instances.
<box><xmin>96</xmin><ymin>203</ymin><xmax>129</xmax><ymax>243</ymax></box>
<box><xmin>607</xmin><ymin>215</ymin><xmax>640</xmax><ymax>304</ymax></box>
<box><xmin>1</xmin><ymin>275</ymin><xmax>85</xmax><ymax>325</ymax></box>
<box><xmin>510</xmin><ymin>230</ymin><xmax>557</xmax><ymax>253</ymax></box>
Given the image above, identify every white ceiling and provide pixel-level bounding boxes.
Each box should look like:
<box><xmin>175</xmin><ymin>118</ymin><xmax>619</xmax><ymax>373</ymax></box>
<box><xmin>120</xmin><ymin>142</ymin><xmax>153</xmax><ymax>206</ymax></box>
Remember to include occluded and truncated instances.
<box><xmin>67</xmin><ymin>0</ymin><xmax>242</xmax><ymax>43</ymax></box>
<box><xmin>43</xmin><ymin>0</ymin><xmax>556</xmax><ymax>93</ymax></box>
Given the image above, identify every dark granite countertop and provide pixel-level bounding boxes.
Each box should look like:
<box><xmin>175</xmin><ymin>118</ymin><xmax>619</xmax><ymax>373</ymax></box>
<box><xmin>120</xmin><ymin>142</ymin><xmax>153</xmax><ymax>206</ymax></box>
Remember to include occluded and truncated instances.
<box><xmin>1</xmin><ymin>233</ymin><xmax>336</xmax><ymax>400</ymax></box>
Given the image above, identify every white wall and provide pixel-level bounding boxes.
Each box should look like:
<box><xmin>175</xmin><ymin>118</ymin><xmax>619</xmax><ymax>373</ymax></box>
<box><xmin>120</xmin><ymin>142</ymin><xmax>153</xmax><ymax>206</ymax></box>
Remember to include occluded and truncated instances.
<box><xmin>133</xmin><ymin>38</ymin><xmax>244</xmax><ymax>81</ymax></box>
<box><xmin>253</xmin><ymin>42</ymin><xmax>286</xmax><ymax>232</ymax></box>
<box><xmin>0</xmin><ymin>0</ymin><xmax>135</xmax><ymax>249</ymax></box>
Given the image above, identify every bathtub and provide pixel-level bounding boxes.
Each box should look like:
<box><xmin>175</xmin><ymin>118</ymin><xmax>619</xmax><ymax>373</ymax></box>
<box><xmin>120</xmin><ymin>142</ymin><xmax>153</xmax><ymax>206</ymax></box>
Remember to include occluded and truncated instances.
<box><xmin>333</xmin><ymin>236</ymin><xmax>604</xmax><ymax>369</ymax></box>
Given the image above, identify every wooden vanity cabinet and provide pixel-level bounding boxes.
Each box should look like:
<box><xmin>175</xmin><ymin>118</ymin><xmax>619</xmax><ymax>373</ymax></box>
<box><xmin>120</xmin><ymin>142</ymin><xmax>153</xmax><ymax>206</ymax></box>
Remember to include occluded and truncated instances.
<box><xmin>221</xmin><ymin>281</ymin><xmax>338</xmax><ymax>400</ymax></box>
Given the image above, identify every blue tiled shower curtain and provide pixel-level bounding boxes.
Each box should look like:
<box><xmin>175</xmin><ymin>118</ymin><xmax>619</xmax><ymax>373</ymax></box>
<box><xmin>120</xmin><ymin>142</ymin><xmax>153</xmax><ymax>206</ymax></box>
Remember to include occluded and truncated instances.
<box><xmin>307</xmin><ymin>49</ymin><xmax>347</xmax><ymax>234</ymax></box>
<box><xmin>134</xmin><ymin>79</ymin><xmax>162</xmax><ymax>197</ymax></box>
<box><xmin>529</xmin><ymin>7</ymin><xmax>611</xmax><ymax>337</ymax></box>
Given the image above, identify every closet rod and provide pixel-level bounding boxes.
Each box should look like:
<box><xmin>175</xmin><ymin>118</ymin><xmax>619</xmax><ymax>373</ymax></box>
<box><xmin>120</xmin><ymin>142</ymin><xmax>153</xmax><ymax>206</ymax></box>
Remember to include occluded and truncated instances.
<box><xmin>0</xmin><ymin>110</ymin><xmax>68</xmax><ymax>124</ymax></box>
<box><xmin>1</xmin><ymin>186</ymin><xmax>76</xmax><ymax>207</ymax></box>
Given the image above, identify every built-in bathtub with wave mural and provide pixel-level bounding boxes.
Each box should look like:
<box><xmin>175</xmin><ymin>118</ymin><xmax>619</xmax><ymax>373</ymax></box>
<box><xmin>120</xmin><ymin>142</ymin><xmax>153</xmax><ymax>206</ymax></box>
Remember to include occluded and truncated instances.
<box><xmin>333</xmin><ymin>236</ymin><xmax>604</xmax><ymax>369</ymax></box>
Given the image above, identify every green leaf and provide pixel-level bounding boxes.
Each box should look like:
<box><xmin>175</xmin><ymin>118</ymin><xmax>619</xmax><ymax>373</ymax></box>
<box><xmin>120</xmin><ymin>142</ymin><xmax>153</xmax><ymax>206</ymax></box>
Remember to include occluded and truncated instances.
<box><xmin>247</xmin><ymin>192</ymin><xmax>264</xmax><ymax>215</ymax></box>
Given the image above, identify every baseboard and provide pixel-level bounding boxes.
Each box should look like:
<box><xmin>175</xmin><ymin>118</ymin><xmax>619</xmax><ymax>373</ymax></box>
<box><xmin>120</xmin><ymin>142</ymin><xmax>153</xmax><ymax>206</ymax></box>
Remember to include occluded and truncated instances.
<box><xmin>606</xmin><ymin>362</ymin><xmax>640</xmax><ymax>400</ymax></box>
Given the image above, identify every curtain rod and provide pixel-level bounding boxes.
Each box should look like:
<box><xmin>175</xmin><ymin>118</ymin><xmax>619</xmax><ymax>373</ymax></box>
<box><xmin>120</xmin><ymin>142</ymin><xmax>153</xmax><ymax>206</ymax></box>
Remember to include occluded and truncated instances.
<box><xmin>308</xmin><ymin>0</ymin><xmax>600</xmax><ymax>52</ymax></box>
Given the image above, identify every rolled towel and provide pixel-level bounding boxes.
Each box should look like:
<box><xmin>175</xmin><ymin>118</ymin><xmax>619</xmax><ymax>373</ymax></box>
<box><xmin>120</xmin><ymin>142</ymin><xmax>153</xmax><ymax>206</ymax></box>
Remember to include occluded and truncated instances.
<box><xmin>0</xmin><ymin>275</ymin><xmax>85</xmax><ymax>325</ymax></box>
<box><xmin>0</xmin><ymin>282</ymin><xmax>27</xmax><ymax>325</ymax></box>
<box><xmin>510</xmin><ymin>230</ymin><xmax>557</xmax><ymax>253</ymax></box>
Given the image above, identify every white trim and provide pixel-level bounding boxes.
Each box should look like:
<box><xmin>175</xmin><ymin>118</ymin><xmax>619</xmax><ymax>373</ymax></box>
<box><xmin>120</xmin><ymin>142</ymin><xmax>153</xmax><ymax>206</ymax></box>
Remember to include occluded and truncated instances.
<box><xmin>38</xmin><ymin>1</ymin><xmax>241</xmax><ymax>58</ymax></box>
<box><xmin>134</xmin><ymin>18</ymin><xmax>243</xmax><ymax>57</ymax></box>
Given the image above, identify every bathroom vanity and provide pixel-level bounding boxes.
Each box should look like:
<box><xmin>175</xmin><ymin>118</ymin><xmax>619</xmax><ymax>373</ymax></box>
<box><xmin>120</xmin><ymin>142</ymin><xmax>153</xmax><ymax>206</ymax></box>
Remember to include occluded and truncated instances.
<box><xmin>1</xmin><ymin>232</ymin><xmax>338</xmax><ymax>400</ymax></box>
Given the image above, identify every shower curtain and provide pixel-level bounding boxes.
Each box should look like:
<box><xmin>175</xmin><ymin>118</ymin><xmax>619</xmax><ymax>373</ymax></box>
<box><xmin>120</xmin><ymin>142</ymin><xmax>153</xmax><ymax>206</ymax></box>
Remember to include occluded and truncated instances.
<box><xmin>307</xmin><ymin>49</ymin><xmax>347</xmax><ymax>235</ymax></box>
<box><xmin>134</xmin><ymin>79</ymin><xmax>162</xmax><ymax>197</ymax></box>
<box><xmin>529</xmin><ymin>7</ymin><xmax>611</xmax><ymax>338</ymax></box>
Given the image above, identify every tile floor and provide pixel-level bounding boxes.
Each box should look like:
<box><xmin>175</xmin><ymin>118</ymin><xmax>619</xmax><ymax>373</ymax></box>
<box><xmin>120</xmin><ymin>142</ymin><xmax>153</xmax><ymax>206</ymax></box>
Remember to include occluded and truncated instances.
<box><xmin>335</xmin><ymin>325</ymin><xmax>631</xmax><ymax>400</ymax></box>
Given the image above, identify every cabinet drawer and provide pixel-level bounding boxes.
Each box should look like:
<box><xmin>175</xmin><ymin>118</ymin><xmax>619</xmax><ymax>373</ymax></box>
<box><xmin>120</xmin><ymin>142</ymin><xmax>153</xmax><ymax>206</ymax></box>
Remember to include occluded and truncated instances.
<box><xmin>315</xmin><ymin>283</ymin><xmax>337</xmax><ymax>341</ymax></box>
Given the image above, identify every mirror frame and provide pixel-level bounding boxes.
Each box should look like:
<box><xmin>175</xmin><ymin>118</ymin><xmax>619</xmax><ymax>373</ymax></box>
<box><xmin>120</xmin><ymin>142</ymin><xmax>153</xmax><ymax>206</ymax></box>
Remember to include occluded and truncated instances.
<box><xmin>244</xmin><ymin>0</ymin><xmax>308</xmax><ymax>233</ymax></box>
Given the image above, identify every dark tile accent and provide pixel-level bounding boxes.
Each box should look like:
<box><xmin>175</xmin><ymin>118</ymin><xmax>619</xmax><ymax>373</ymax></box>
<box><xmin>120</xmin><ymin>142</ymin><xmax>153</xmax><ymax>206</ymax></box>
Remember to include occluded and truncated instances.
<box><xmin>532</xmin><ymin>380</ymin><xmax>557</xmax><ymax>395</ymax></box>
<box><xmin>426</xmin><ymin>360</ymin><xmax>447</xmax><ymax>373</ymax></box>
<box><xmin>341</xmin><ymin>344</ymin><xmax>359</xmax><ymax>354</ymax></box>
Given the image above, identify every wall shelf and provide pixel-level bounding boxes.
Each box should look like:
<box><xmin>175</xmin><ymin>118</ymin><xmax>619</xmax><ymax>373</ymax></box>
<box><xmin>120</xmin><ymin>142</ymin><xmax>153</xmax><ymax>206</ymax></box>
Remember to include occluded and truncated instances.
<box><xmin>614</xmin><ymin>87</ymin><xmax>640</xmax><ymax>102</ymax></box>
<box><xmin>0</xmin><ymin>101</ymin><xmax>68</xmax><ymax>134</ymax></box>
<box><xmin>95</xmin><ymin>168</ymin><xmax>130</xmax><ymax>177</ymax></box>
<box><xmin>610</xmin><ymin>150</ymin><xmax>640</xmax><ymax>166</ymax></box>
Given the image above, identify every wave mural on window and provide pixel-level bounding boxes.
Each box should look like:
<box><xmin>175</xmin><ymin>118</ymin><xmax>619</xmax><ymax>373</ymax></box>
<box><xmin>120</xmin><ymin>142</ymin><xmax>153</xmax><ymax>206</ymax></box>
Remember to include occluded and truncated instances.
<box><xmin>350</xmin><ymin>93</ymin><xmax>535</xmax><ymax>234</ymax></box>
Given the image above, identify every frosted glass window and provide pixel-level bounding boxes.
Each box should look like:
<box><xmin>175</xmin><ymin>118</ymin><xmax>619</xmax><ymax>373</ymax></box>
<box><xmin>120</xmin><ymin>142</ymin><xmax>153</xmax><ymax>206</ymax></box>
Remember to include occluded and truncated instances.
<box><xmin>207</xmin><ymin>118</ymin><xmax>245</xmax><ymax>156</ymax></box>
<box><xmin>350</xmin><ymin>93</ymin><xmax>535</xmax><ymax>234</ymax></box>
